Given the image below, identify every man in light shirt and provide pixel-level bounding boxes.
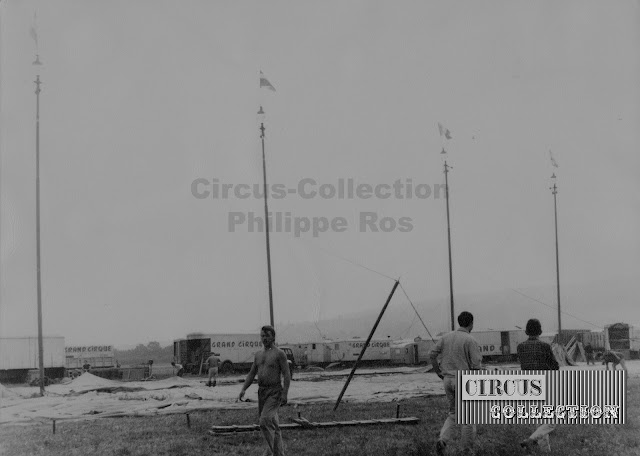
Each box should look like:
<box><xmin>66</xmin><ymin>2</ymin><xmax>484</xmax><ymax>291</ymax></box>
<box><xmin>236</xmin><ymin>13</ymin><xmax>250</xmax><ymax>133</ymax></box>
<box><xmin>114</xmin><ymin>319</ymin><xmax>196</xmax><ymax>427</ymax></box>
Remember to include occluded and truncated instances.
<box><xmin>429</xmin><ymin>311</ymin><xmax>483</xmax><ymax>455</ymax></box>
<box><xmin>206</xmin><ymin>352</ymin><xmax>221</xmax><ymax>387</ymax></box>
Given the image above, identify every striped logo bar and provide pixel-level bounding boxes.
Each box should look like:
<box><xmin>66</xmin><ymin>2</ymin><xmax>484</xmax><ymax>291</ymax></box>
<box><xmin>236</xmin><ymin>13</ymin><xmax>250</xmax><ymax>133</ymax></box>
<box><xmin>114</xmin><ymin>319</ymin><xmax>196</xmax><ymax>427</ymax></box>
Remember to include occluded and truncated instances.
<box><xmin>457</xmin><ymin>370</ymin><xmax>626</xmax><ymax>424</ymax></box>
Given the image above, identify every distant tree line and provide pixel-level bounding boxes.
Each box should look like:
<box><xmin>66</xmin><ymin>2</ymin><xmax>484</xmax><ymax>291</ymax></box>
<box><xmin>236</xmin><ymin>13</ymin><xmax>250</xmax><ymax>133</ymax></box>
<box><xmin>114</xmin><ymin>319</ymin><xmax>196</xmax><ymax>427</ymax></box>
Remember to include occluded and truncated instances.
<box><xmin>113</xmin><ymin>341</ymin><xmax>173</xmax><ymax>366</ymax></box>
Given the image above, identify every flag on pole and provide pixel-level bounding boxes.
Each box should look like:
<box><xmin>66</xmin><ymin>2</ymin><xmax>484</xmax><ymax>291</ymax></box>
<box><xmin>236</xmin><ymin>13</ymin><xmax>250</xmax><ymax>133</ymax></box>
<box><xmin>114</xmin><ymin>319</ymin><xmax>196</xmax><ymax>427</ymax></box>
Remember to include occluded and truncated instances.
<box><xmin>30</xmin><ymin>26</ymin><xmax>38</xmax><ymax>45</ymax></box>
<box><xmin>438</xmin><ymin>122</ymin><xmax>452</xmax><ymax>140</ymax></box>
<box><xmin>260</xmin><ymin>71</ymin><xmax>276</xmax><ymax>92</ymax></box>
<box><xmin>30</xmin><ymin>12</ymin><xmax>42</xmax><ymax>66</ymax></box>
<box><xmin>549</xmin><ymin>149</ymin><xmax>559</xmax><ymax>168</ymax></box>
<box><xmin>30</xmin><ymin>11</ymin><xmax>39</xmax><ymax>47</ymax></box>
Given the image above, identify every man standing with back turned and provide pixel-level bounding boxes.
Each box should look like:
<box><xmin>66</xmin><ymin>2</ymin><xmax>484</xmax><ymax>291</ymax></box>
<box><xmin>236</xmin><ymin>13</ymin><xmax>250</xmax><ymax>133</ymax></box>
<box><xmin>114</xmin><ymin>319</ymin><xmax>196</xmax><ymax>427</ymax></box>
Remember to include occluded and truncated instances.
<box><xmin>517</xmin><ymin>318</ymin><xmax>559</xmax><ymax>454</ymax></box>
<box><xmin>430</xmin><ymin>311</ymin><xmax>483</xmax><ymax>455</ymax></box>
<box><xmin>206</xmin><ymin>352</ymin><xmax>220</xmax><ymax>387</ymax></box>
<box><xmin>239</xmin><ymin>325</ymin><xmax>291</xmax><ymax>456</ymax></box>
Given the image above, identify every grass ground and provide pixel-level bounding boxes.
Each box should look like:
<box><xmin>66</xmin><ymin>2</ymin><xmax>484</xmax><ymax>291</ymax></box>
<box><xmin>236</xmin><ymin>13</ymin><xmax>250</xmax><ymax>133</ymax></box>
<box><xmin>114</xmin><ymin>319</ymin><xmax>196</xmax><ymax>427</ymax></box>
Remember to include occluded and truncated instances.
<box><xmin>1</xmin><ymin>379</ymin><xmax>638</xmax><ymax>456</ymax></box>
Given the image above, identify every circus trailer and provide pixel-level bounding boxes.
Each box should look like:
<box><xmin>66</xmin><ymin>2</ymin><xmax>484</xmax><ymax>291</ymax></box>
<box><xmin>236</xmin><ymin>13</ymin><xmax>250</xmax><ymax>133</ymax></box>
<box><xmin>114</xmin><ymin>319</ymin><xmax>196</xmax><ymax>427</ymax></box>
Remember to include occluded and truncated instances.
<box><xmin>604</xmin><ymin>323</ymin><xmax>640</xmax><ymax>359</ymax></box>
<box><xmin>390</xmin><ymin>340</ymin><xmax>419</xmax><ymax>365</ymax></box>
<box><xmin>65</xmin><ymin>345</ymin><xmax>115</xmax><ymax>369</ymax></box>
<box><xmin>414</xmin><ymin>336</ymin><xmax>438</xmax><ymax>364</ymax></box>
<box><xmin>333</xmin><ymin>338</ymin><xmax>392</xmax><ymax>363</ymax></box>
<box><xmin>0</xmin><ymin>336</ymin><xmax>65</xmax><ymax>383</ymax></box>
<box><xmin>471</xmin><ymin>330</ymin><xmax>528</xmax><ymax>360</ymax></box>
<box><xmin>174</xmin><ymin>333</ymin><xmax>263</xmax><ymax>374</ymax></box>
<box><xmin>296</xmin><ymin>341</ymin><xmax>334</xmax><ymax>365</ymax></box>
<box><xmin>280</xmin><ymin>343</ymin><xmax>306</xmax><ymax>366</ymax></box>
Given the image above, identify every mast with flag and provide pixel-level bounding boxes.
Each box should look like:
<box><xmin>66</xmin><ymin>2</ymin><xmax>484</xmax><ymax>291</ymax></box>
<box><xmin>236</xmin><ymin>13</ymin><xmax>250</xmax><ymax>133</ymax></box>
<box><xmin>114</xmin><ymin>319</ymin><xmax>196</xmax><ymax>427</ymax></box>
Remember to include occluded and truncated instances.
<box><xmin>258</xmin><ymin>71</ymin><xmax>276</xmax><ymax>327</ymax></box>
<box><xmin>31</xmin><ymin>11</ymin><xmax>45</xmax><ymax>396</ymax></box>
<box><xmin>438</xmin><ymin>123</ymin><xmax>455</xmax><ymax>331</ymax></box>
<box><xmin>549</xmin><ymin>150</ymin><xmax>562</xmax><ymax>338</ymax></box>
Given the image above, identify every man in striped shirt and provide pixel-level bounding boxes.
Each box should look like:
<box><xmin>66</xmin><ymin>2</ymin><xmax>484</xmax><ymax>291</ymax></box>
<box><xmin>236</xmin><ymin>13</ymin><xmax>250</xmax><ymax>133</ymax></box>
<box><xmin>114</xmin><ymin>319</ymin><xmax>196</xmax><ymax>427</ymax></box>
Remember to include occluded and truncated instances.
<box><xmin>517</xmin><ymin>319</ymin><xmax>558</xmax><ymax>454</ymax></box>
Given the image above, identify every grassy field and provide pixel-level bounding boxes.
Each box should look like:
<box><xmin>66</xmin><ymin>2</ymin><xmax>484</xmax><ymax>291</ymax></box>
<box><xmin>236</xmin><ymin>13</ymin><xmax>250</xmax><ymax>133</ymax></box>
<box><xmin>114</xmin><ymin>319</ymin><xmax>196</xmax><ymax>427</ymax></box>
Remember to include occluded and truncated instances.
<box><xmin>1</xmin><ymin>379</ymin><xmax>638</xmax><ymax>456</ymax></box>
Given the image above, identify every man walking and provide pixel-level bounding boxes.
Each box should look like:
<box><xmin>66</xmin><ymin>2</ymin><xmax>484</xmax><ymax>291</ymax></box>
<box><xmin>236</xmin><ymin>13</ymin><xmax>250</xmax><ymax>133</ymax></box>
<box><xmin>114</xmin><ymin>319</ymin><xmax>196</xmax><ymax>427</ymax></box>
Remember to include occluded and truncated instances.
<box><xmin>429</xmin><ymin>311</ymin><xmax>483</xmax><ymax>455</ymax></box>
<box><xmin>517</xmin><ymin>319</ymin><xmax>559</xmax><ymax>454</ymax></box>
<box><xmin>206</xmin><ymin>352</ymin><xmax>220</xmax><ymax>387</ymax></box>
<box><xmin>239</xmin><ymin>325</ymin><xmax>291</xmax><ymax>456</ymax></box>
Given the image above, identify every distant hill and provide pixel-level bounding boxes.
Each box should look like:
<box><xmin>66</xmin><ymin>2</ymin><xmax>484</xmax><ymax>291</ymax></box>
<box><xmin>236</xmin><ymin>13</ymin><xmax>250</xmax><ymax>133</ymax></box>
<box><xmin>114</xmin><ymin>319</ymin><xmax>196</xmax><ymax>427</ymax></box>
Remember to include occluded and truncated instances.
<box><xmin>277</xmin><ymin>277</ymin><xmax>639</xmax><ymax>344</ymax></box>
<box><xmin>107</xmin><ymin>278</ymin><xmax>638</xmax><ymax>349</ymax></box>
<box><xmin>114</xmin><ymin>340</ymin><xmax>174</xmax><ymax>351</ymax></box>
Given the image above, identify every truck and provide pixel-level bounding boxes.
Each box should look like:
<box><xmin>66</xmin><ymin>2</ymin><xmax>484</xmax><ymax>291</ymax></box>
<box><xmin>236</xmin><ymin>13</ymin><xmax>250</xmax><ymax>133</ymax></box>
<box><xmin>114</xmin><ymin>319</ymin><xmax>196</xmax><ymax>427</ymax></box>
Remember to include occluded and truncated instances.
<box><xmin>0</xmin><ymin>336</ymin><xmax>66</xmax><ymax>383</ymax></box>
<box><xmin>174</xmin><ymin>333</ymin><xmax>296</xmax><ymax>374</ymax></box>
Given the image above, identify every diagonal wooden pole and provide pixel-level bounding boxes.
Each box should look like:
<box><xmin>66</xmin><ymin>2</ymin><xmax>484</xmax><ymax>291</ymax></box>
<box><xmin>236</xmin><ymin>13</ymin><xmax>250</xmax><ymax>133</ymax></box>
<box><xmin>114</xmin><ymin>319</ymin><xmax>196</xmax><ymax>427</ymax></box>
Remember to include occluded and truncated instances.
<box><xmin>333</xmin><ymin>280</ymin><xmax>400</xmax><ymax>411</ymax></box>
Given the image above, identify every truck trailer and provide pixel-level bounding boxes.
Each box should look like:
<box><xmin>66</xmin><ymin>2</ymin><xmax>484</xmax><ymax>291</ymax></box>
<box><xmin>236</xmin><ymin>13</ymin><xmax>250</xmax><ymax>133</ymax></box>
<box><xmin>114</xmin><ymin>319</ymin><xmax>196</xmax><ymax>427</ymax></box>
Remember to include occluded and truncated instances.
<box><xmin>0</xmin><ymin>336</ymin><xmax>65</xmax><ymax>383</ymax></box>
<box><xmin>174</xmin><ymin>333</ymin><xmax>264</xmax><ymax>374</ymax></box>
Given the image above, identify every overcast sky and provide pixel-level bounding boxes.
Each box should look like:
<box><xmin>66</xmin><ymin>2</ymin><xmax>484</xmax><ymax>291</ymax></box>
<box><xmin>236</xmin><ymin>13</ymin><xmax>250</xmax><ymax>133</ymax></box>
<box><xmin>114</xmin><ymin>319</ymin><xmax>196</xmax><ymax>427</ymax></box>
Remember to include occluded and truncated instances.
<box><xmin>1</xmin><ymin>1</ymin><xmax>639</xmax><ymax>346</ymax></box>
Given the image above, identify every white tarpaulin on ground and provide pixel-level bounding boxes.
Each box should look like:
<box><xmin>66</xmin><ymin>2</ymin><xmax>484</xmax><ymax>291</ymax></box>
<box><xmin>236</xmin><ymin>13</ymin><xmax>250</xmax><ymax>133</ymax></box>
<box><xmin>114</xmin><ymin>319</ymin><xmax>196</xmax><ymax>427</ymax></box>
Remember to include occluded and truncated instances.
<box><xmin>1</xmin><ymin>363</ymin><xmax>637</xmax><ymax>426</ymax></box>
<box><xmin>0</xmin><ymin>369</ymin><xmax>443</xmax><ymax>425</ymax></box>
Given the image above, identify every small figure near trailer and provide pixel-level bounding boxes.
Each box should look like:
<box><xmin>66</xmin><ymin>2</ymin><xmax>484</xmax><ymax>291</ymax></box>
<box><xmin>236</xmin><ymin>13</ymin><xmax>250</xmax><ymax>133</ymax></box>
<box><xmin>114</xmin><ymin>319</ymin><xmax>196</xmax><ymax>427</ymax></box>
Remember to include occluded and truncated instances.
<box><xmin>206</xmin><ymin>352</ymin><xmax>220</xmax><ymax>387</ymax></box>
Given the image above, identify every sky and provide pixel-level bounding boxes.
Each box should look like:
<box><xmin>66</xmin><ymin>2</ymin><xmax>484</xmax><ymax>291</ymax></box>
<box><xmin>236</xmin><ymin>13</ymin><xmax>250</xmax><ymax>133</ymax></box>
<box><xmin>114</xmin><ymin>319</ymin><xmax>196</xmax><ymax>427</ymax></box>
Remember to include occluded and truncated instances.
<box><xmin>1</xmin><ymin>0</ymin><xmax>639</xmax><ymax>346</ymax></box>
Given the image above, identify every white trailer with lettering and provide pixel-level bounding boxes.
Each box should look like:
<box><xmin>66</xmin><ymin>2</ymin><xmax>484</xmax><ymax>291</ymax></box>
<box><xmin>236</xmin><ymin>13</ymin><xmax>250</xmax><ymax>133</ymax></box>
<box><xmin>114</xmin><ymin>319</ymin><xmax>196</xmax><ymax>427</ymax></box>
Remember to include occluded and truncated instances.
<box><xmin>65</xmin><ymin>345</ymin><xmax>115</xmax><ymax>369</ymax></box>
<box><xmin>174</xmin><ymin>333</ymin><xmax>264</xmax><ymax>373</ymax></box>
<box><xmin>332</xmin><ymin>338</ymin><xmax>392</xmax><ymax>363</ymax></box>
<box><xmin>471</xmin><ymin>330</ymin><xmax>528</xmax><ymax>360</ymax></box>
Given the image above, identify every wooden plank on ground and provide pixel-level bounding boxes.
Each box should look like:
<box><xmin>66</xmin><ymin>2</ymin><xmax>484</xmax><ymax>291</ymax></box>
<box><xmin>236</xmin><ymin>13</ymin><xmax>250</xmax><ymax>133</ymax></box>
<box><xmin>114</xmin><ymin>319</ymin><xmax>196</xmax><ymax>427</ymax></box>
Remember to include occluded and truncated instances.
<box><xmin>208</xmin><ymin>417</ymin><xmax>420</xmax><ymax>435</ymax></box>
